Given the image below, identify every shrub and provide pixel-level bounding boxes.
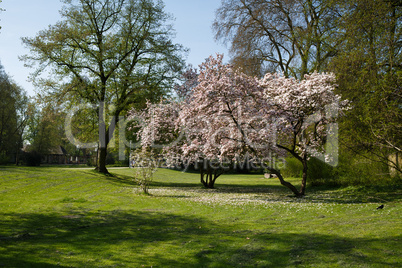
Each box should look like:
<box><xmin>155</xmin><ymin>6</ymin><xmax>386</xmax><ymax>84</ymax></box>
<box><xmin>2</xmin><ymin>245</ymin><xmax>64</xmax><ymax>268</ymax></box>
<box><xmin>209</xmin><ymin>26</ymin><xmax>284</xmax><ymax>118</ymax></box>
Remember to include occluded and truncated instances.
<box><xmin>0</xmin><ymin>151</ymin><xmax>10</xmax><ymax>165</ymax></box>
<box><xmin>131</xmin><ymin>150</ymin><xmax>158</xmax><ymax>194</ymax></box>
<box><xmin>280</xmin><ymin>157</ymin><xmax>303</xmax><ymax>178</ymax></box>
<box><xmin>307</xmin><ymin>157</ymin><xmax>337</xmax><ymax>186</ymax></box>
<box><xmin>334</xmin><ymin>154</ymin><xmax>394</xmax><ymax>186</ymax></box>
<box><xmin>87</xmin><ymin>158</ymin><xmax>96</xmax><ymax>166</ymax></box>
<box><xmin>106</xmin><ymin>152</ymin><xmax>116</xmax><ymax>165</ymax></box>
<box><xmin>23</xmin><ymin>151</ymin><xmax>42</xmax><ymax>166</ymax></box>
<box><xmin>278</xmin><ymin>153</ymin><xmax>400</xmax><ymax>187</ymax></box>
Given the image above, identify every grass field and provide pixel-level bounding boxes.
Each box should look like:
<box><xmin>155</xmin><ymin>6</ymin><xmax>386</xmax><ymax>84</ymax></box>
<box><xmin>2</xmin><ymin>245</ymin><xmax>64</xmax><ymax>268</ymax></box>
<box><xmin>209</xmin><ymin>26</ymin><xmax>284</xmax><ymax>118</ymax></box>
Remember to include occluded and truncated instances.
<box><xmin>0</xmin><ymin>166</ymin><xmax>401</xmax><ymax>267</ymax></box>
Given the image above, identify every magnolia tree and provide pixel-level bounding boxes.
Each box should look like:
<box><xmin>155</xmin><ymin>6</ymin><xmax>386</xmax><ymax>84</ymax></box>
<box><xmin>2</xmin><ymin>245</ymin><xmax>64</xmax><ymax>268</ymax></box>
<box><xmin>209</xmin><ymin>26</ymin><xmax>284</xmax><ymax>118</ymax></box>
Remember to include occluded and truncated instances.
<box><xmin>129</xmin><ymin>55</ymin><xmax>347</xmax><ymax>195</ymax></box>
<box><xmin>260</xmin><ymin>72</ymin><xmax>349</xmax><ymax>196</ymax></box>
<box><xmin>177</xmin><ymin>55</ymin><xmax>285</xmax><ymax>188</ymax></box>
<box><xmin>129</xmin><ymin>97</ymin><xmax>230</xmax><ymax>188</ymax></box>
<box><xmin>130</xmin><ymin>55</ymin><xmax>284</xmax><ymax>188</ymax></box>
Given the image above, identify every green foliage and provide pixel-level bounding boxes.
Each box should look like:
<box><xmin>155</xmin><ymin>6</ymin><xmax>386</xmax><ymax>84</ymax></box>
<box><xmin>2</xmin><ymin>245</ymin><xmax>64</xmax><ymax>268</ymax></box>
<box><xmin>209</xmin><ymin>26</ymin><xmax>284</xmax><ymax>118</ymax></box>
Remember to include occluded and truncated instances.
<box><xmin>280</xmin><ymin>157</ymin><xmax>303</xmax><ymax>178</ymax></box>
<box><xmin>329</xmin><ymin>0</ymin><xmax>402</xmax><ymax>173</ymax></box>
<box><xmin>86</xmin><ymin>157</ymin><xmax>96</xmax><ymax>167</ymax></box>
<box><xmin>281</xmin><ymin>153</ymin><xmax>400</xmax><ymax>187</ymax></box>
<box><xmin>307</xmin><ymin>158</ymin><xmax>337</xmax><ymax>186</ymax></box>
<box><xmin>25</xmin><ymin>103</ymin><xmax>65</xmax><ymax>155</ymax></box>
<box><xmin>305</xmin><ymin>152</ymin><xmax>400</xmax><ymax>187</ymax></box>
<box><xmin>0</xmin><ymin>62</ymin><xmax>28</xmax><ymax>163</ymax></box>
<box><xmin>280</xmin><ymin>157</ymin><xmax>337</xmax><ymax>187</ymax></box>
<box><xmin>0</xmin><ymin>151</ymin><xmax>9</xmax><ymax>164</ymax></box>
<box><xmin>334</xmin><ymin>153</ymin><xmax>398</xmax><ymax>186</ymax></box>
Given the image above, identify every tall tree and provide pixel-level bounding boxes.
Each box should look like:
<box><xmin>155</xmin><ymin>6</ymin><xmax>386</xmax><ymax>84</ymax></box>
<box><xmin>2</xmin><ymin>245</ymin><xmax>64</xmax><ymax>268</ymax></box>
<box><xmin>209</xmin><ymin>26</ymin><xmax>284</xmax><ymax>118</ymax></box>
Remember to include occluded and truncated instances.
<box><xmin>0</xmin><ymin>62</ymin><xmax>28</xmax><ymax>164</ymax></box>
<box><xmin>329</xmin><ymin>0</ymin><xmax>402</xmax><ymax>174</ymax></box>
<box><xmin>22</xmin><ymin>0</ymin><xmax>186</xmax><ymax>173</ymax></box>
<box><xmin>25</xmin><ymin>102</ymin><xmax>67</xmax><ymax>156</ymax></box>
<box><xmin>213</xmin><ymin>0</ymin><xmax>338</xmax><ymax>78</ymax></box>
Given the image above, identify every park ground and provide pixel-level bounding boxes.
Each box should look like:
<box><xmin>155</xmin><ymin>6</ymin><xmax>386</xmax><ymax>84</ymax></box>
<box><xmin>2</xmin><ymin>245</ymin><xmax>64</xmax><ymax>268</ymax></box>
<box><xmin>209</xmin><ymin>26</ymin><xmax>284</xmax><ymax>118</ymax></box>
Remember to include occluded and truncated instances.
<box><xmin>0</xmin><ymin>166</ymin><xmax>401</xmax><ymax>267</ymax></box>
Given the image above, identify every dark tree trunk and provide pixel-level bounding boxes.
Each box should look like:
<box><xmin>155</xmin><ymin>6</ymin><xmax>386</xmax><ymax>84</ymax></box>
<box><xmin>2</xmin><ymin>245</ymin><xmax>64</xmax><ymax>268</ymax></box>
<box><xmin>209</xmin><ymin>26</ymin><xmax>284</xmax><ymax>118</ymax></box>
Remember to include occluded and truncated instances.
<box><xmin>96</xmin><ymin>102</ymin><xmax>110</xmax><ymax>174</ymax></box>
<box><xmin>299</xmin><ymin>158</ymin><xmax>308</xmax><ymax>196</ymax></box>
<box><xmin>200</xmin><ymin>167</ymin><xmax>215</xmax><ymax>189</ymax></box>
<box><xmin>200</xmin><ymin>163</ymin><xmax>223</xmax><ymax>189</ymax></box>
<box><xmin>268</xmin><ymin>167</ymin><xmax>303</xmax><ymax>197</ymax></box>
<box><xmin>96</xmin><ymin>147</ymin><xmax>109</xmax><ymax>174</ymax></box>
<box><xmin>275</xmin><ymin>144</ymin><xmax>307</xmax><ymax>197</ymax></box>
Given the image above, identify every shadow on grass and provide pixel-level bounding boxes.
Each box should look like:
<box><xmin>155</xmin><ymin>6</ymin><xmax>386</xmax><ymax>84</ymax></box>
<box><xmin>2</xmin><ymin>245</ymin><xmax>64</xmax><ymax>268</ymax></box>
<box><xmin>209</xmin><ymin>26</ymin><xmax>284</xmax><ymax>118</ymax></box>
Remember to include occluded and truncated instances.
<box><xmin>0</xmin><ymin>210</ymin><xmax>400</xmax><ymax>267</ymax></box>
<box><xmin>305</xmin><ymin>184</ymin><xmax>402</xmax><ymax>204</ymax></box>
<box><xmin>86</xmin><ymin>171</ymin><xmax>138</xmax><ymax>187</ymax></box>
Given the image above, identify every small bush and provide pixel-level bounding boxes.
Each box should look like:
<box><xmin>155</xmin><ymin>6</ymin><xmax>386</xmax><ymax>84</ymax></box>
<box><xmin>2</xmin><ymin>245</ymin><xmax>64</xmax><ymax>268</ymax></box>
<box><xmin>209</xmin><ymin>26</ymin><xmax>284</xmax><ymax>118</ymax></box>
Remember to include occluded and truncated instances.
<box><xmin>280</xmin><ymin>157</ymin><xmax>303</xmax><ymax>178</ymax></box>
<box><xmin>106</xmin><ymin>153</ymin><xmax>116</xmax><ymax>165</ymax></box>
<box><xmin>108</xmin><ymin>159</ymin><xmax>129</xmax><ymax>167</ymax></box>
<box><xmin>270</xmin><ymin>153</ymin><xmax>400</xmax><ymax>187</ymax></box>
<box><xmin>131</xmin><ymin>150</ymin><xmax>158</xmax><ymax>194</ymax></box>
<box><xmin>87</xmin><ymin>157</ymin><xmax>96</xmax><ymax>166</ymax></box>
<box><xmin>307</xmin><ymin>157</ymin><xmax>337</xmax><ymax>186</ymax></box>
<box><xmin>23</xmin><ymin>151</ymin><xmax>42</xmax><ymax>166</ymax></box>
<box><xmin>0</xmin><ymin>151</ymin><xmax>10</xmax><ymax>165</ymax></box>
<box><xmin>306</xmin><ymin>152</ymin><xmax>400</xmax><ymax>187</ymax></box>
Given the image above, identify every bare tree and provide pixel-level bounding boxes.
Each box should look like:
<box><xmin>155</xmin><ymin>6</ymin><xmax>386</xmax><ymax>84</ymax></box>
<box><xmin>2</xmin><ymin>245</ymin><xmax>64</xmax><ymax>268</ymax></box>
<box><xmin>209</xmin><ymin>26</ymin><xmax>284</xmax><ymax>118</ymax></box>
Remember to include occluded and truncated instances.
<box><xmin>213</xmin><ymin>0</ymin><xmax>338</xmax><ymax>78</ymax></box>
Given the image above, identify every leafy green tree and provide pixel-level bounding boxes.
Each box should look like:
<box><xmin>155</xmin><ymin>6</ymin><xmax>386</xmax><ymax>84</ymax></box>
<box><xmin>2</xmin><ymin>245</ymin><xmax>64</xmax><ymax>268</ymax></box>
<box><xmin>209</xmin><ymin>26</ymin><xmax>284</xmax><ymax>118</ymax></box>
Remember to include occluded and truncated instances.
<box><xmin>329</xmin><ymin>0</ymin><xmax>402</xmax><ymax>175</ymax></box>
<box><xmin>25</xmin><ymin>102</ymin><xmax>66</xmax><ymax>156</ymax></box>
<box><xmin>0</xmin><ymin>62</ymin><xmax>28</xmax><ymax>164</ymax></box>
<box><xmin>22</xmin><ymin>0</ymin><xmax>186</xmax><ymax>173</ymax></box>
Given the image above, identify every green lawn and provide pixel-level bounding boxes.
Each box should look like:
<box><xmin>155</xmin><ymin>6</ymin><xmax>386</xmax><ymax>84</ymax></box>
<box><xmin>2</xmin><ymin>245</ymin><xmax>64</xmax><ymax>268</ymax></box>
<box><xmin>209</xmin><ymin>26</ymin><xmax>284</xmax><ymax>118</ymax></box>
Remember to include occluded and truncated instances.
<box><xmin>0</xmin><ymin>166</ymin><xmax>401</xmax><ymax>267</ymax></box>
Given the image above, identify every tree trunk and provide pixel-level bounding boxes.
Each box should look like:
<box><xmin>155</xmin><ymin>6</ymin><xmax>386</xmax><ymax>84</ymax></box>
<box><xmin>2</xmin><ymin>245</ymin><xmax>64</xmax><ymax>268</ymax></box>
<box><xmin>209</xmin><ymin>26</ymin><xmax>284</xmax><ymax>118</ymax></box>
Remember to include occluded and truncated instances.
<box><xmin>269</xmin><ymin>167</ymin><xmax>303</xmax><ymax>197</ymax></box>
<box><xmin>96</xmin><ymin>147</ymin><xmax>109</xmax><ymax>174</ymax></box>
<box><xmin>299</xmin><ymin>159</ymin><xmax>308</xmax><ymax>196</ymax></box>
<box><xmin>200</xmin><ymin>167</ymin><xmax>215</xmax><ymax>189</ymax></box>
<box><xmin>96</xmin><ymin>102</ymin><xmax>109</xmax><ymax>174</ymax></box>
<box><xmin>200</xmin><ymin>163</ymin><xmax>223</xmax><ymax>189</ymax></box>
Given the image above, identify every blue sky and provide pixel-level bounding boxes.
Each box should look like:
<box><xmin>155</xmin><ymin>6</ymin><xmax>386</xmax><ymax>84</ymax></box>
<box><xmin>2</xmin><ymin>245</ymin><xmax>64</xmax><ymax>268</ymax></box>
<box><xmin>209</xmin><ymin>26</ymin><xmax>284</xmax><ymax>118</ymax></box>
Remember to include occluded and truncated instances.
<box><xmin>0</xmin><ymin>0</ymin><xmax>229</xmax><ymax>96</ymax></box>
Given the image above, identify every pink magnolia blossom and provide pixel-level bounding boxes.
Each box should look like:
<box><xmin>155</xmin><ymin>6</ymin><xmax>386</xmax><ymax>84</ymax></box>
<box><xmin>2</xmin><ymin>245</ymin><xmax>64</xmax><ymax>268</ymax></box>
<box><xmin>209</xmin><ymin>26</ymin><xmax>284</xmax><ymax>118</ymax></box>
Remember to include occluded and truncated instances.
<box><xmin>178</xmin><ymin>54</ymin><xmax>281</xmax><ymax>163</ymax></box>
<box><xmin>260</xmin><ymin>71</ymin><xmax>349</xmax><ymax>195</ymax></box>
<box><xmin>129</xmin><ymin>55</ymin><xmax>348</xmax><ymax>195</ymax></box>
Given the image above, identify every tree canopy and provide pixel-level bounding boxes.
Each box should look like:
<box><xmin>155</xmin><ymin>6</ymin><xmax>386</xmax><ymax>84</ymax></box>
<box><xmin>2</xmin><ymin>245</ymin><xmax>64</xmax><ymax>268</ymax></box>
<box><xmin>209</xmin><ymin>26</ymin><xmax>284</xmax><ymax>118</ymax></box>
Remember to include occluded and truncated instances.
<box><xmin>213</xmin><ymin>0</ymin><xmax>338</xmax><ymax>78</ymax></box>
<box><xmin>328</xmin><ymin>0</ymin><xmax>402</xmax><ymax>174</ymax></box>
<box><xmin>22</xmin><ymin>0</ymin><xmax>186</xmax><ymax>173</ymax></box>
<box><xmin>0</xmin><ymin>62</ymin><xmax>28</xmax><ymax>164</ymax></box>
